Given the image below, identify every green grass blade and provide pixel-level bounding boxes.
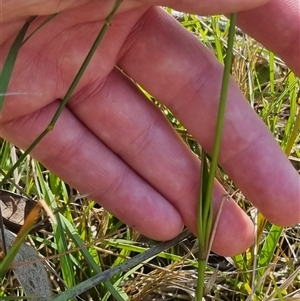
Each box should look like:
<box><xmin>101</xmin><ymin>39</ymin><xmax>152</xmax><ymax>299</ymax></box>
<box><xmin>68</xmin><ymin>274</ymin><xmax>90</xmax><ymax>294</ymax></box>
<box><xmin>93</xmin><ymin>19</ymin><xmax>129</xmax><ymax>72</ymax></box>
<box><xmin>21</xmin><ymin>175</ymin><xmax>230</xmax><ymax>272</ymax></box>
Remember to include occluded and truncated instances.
<box><xmin>0</xmin><ymin>140</ymin><xmax>11</xmax><ymax>168</ymax></box>
<box><xmin>197</xmin><ymin>150</ymin><xmax>209</xmax><ymax>255</ymax></box>
<box><xmin>22</xmin><ymin>14</ymin><xmax>59</xmax><ymax>45</ymax></box>
<box><xmin>104</xmin><ymin>238</ymin><xmax>197</xmax><ymax>266</ymax></box>
<box><xmin>257</xmin><ymin>225</ymin><xmax>283</xmax><ymax>279</ymax></box>
<box><xmin>35</xmin><ymin>163</ymin><xmax>76</xmax><ymax>289</ymax></box>
<box><xmin>264</xmin><ymin>78</ymin><xmax>297</xmax><ymax>128</ymax></box>
<box><xmin>284</xmin><ymin>108</ymin><xmax>300</xmax><ymax>155</ymax></box>
<box><xmin>204</xmin><ymin>13</ymin><xmax>237</xmax><ymax>208</ymax></box>
<box><xmin>0</xmin><ymin>17</ymin><xmax>35</xmax><ymax>111</ymax></box>
<box><xmin>283</xmin><ymin>74</ymin><xmax>300</xmax><ymax>154</ymax></box>
<box><xmin>196</xmin><ymin>13</ymin><xmax>237</xmax><ymax>301</ymax></box>
<box><xmin>211</xmin><ymin>16</ymin><xmax>224</xmax><ymax>65</ymax></box>
<box><xmin>62</xmin><ymin>215</ymin><xmax>127</xmax><ymax>301</ymax></box>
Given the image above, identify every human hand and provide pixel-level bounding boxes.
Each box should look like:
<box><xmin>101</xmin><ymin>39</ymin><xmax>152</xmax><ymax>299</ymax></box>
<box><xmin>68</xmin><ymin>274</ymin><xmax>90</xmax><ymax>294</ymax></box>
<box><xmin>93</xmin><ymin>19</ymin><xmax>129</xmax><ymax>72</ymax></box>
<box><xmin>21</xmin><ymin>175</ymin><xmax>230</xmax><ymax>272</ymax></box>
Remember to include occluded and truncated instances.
<box><xmin>0</xmin><ymin>0</ymin><xmax>299</xmax><ymax>256</ymax></box>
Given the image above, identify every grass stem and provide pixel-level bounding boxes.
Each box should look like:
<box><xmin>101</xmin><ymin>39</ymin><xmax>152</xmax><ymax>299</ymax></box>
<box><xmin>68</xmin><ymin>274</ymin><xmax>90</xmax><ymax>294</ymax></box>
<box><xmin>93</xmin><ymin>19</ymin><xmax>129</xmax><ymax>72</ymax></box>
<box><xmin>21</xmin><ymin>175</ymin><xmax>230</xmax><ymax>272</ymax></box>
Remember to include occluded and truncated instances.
<box><xmin>196</xmin><ymin>13</ymin><xmax>237</xmax><ymax>301</ymax></box>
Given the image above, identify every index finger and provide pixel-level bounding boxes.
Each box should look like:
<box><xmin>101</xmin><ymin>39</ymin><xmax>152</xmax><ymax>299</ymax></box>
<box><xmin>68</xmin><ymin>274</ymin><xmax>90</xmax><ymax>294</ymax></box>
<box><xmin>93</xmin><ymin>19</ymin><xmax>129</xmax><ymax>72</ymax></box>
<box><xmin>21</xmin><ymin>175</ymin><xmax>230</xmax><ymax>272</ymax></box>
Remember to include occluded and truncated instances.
<box><xmin>118</xmin><ymin>7</ymin><xmax>300</xmax><ymax>226</ymax></box>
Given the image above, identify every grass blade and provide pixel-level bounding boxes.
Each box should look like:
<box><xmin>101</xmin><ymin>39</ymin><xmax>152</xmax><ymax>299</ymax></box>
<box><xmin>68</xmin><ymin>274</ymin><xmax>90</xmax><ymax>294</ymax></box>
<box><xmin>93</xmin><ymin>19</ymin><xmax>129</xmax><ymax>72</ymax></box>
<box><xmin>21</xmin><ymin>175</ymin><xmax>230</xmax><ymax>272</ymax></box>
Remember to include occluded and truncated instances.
<box><xmin>196</xmin><ymin>13</ymin><xmax>237</xmax><ymax>301</ymax></box>
<box><xmin>257</xmin><ymin>224</ymin><xmax>283</xmax><ymax>279</ymax></box>
<box><xmin>62</xmin><ymin>215</ymin><xmax>127</xmax><ymax>301</ymax></box>
<box><xmin>0</xmin><ymin>17</ymin><xmax>35</xmax><ymax>111</ymax></box>
<box><xmin>22</xmin><ymin>14</ymin><xmax>59</xmax><ymax>45</ymax></box>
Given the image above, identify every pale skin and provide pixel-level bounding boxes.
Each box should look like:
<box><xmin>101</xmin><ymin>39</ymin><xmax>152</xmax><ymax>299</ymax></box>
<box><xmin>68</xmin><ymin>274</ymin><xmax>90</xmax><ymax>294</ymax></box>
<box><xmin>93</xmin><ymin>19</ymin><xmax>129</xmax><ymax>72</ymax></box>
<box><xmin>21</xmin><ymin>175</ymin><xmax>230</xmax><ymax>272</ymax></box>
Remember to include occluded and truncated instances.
<box><xmin>0</xmin><ymin>0</ymin><xmax>299</xmax><ymax>256</ymax></box>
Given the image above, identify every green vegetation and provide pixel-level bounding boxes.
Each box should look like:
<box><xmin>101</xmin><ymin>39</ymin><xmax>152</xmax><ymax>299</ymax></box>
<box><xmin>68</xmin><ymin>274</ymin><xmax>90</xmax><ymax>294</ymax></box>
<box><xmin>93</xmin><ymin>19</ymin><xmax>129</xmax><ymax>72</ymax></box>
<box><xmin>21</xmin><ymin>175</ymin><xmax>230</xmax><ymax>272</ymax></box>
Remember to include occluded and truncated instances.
<box><xmin>0</xmin><ymin>6</ymin><xmax>299</xmax><ymax>301</ymax></box>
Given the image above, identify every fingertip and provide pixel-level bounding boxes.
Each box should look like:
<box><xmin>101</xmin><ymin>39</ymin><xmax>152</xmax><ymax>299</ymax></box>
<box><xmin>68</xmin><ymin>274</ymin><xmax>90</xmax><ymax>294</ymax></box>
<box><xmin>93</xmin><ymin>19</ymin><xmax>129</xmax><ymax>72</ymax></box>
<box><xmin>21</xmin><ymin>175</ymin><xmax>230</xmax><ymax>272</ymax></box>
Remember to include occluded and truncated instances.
<box><xmin>133</xmin><ymin>212</ymin><xmax>184</xmax><ymax>241</ymax></box>
<box><xmin>211</xmin><ymin>201</ymin><xmax>255</xmax><ymax>257</ymax></box>
<box><xmin>255</xmin><ymin>172</ymin><xmax>300</xmax><ymax>228</ymax></box>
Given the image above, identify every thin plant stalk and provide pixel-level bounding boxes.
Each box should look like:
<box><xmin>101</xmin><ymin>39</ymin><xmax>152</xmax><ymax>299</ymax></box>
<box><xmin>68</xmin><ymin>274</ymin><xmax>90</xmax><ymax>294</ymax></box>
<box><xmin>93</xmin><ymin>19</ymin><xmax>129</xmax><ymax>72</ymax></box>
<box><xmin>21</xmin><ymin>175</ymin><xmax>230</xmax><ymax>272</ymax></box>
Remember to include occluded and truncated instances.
<box><xmin>0</xmin><ymin>0</ymin><xmax>123</xmax><ymax>187</ymax></box>
<box><xmin>196</xmin><ymin>13</ymin><xmax>237</xmax><ymax>301</ymax></box>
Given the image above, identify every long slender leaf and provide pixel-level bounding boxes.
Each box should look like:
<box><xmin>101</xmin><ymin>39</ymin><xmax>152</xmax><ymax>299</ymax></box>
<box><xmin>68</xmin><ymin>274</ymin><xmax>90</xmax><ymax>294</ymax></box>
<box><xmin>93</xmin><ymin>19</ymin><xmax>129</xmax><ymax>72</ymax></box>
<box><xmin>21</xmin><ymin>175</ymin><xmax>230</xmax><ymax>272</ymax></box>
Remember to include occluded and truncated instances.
<box><xmin>196</xmin><ymin>13</ymin><xmax>237</xmax><ymax>301</ymax></box>
<box><xmin>0</xmin><ymin>17</ymin><xmax>35</xmax><ymax>111</ymax></box>
<box><xmin>257</xmin><ymin>225</ymin><xmax>283</xmax><ymax>279</ymax></box>
<box><xmin>62</xmin><ymin>215</ymin><xmax>127</xmax><ymax>301</ymax></box>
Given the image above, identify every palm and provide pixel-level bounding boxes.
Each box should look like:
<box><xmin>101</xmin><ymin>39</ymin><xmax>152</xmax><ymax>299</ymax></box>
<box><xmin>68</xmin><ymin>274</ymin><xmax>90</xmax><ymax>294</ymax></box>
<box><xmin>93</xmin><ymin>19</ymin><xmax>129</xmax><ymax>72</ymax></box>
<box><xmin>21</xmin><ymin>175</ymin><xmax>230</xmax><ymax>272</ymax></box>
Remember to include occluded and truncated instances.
<box><xmin>2</xmin><ymin>1</ymin><xmax>147</xmax><ymax>121</ymax></box>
